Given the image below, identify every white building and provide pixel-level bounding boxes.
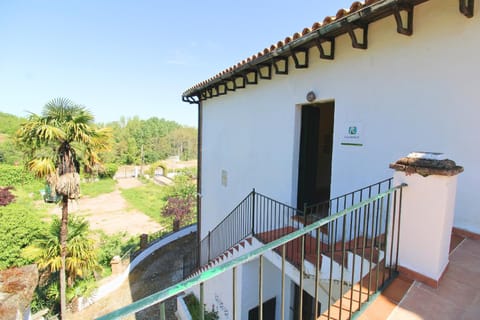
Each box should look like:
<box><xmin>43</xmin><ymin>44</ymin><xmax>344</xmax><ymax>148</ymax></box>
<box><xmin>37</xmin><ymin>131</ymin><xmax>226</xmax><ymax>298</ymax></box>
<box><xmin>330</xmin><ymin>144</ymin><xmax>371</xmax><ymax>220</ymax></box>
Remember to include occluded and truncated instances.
<box><xmin>180</xmin><ymin>0</ymin><xmax>479</xmax><ymax>319</ymax></box>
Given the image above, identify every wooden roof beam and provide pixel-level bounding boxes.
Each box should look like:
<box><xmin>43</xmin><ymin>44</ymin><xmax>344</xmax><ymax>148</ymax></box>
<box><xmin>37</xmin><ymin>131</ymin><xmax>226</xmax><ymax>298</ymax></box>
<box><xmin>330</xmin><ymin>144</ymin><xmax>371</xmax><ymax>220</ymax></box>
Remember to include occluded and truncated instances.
<box><xmin>460</xmin><ymin>0</ymin><xmax>474</xmax><ymax>18</ymax></box>
<box><xmin>315</xmin><ymin>38</ymin><xmax>335</xmax><ymax>60</ymax></box>
<box><xmin>346</xmin><ymin>22</ymin><xmax>368</xmax><ymax>50</ymax></box>
<box><xmin>273</xmin><ymin>57</ymin><xmax>289</xmax><ymax>75</ymax></box>
<box><xmin>291</xmin><ymin>48</ymin><xmax>309</xmax><ymax>68</ymax></box>
<box><xmin>394</xmin><ymin>4</ymin><xmax>414</xmax><ymax>36</ymax></box>
<box><xmin>257</xmin><ymin>64</ymin><xmax>272</xmax><ymax>80</ymax></box>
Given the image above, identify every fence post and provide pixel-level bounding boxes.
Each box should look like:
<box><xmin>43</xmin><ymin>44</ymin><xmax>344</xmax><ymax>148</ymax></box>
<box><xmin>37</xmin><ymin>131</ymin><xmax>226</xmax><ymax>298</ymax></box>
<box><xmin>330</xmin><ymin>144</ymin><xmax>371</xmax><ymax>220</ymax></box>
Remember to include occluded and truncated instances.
<box><xmin>251</xmin><ymin>188</ymin><xmax>256</xmax><ymax>236</ymax></box>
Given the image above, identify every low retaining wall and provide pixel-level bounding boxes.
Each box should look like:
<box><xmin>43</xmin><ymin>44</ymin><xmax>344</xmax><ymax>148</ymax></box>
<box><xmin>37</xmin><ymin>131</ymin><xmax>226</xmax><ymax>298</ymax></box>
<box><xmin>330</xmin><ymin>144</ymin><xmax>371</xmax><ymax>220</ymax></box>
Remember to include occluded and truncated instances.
<box><xmin>78</xmin><ymin>224</ymin><xmax>197</xmax><ymax>311</ymax></box>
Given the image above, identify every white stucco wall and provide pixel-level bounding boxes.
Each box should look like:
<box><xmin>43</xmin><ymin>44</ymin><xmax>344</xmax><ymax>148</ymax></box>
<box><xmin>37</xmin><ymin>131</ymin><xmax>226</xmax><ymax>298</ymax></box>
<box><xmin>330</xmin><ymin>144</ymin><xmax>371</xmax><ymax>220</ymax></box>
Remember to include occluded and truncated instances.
<box><xmin>200</xmin><ymin>0</ymin><xmax>480</xmax><ymax>238</ymax></box>
<box><xmin>241</xmin><ymin>257</ymin><xmax>293</xmax><ymax>320</ymax></box>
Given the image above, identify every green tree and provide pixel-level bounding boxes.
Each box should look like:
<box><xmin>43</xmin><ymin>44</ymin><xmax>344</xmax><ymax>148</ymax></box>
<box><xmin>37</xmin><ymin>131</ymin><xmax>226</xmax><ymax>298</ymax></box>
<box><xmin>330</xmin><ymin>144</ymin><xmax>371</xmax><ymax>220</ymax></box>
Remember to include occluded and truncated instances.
<box><xmin>23</xmin><ymin>216</ymin><xmax>100</xmax><ymax>315</ymax></box>
<box><xmin>22</xmin><ymin>216</ymin><xmax>100</xmax><ymax>286</ymax></box>
<box><xmin>168</xmin><ymin>127</ymin><xmax>198</xmax><ymax>160</ymax></box>
<box><xmin>16</xmin><ymin>97</ymin><xmax>111</xmax><ymax>319</ymax></box>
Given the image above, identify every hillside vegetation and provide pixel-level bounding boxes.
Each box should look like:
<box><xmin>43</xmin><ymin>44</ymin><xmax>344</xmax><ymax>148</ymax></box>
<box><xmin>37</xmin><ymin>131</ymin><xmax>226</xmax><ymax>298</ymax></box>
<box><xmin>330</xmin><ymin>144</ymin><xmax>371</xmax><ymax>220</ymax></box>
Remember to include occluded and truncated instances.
<box><xmin>0</xmin><ymin>112</ymin><xmax>197</xmax><ymax>166</ymax></box>
<box><xmin>0</xmin><ymin>110</ymin><xmax>197</xmax><ymax>316</ymax></box>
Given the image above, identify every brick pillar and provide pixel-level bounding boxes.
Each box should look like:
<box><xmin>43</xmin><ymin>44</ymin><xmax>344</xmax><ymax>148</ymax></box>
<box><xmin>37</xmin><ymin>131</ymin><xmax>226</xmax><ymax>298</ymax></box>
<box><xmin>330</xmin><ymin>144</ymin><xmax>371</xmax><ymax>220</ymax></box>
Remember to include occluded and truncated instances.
<box><xmin>390</xmin><ymin>152</ymin><xmax>463</xmax><ymax>287</ymax></box>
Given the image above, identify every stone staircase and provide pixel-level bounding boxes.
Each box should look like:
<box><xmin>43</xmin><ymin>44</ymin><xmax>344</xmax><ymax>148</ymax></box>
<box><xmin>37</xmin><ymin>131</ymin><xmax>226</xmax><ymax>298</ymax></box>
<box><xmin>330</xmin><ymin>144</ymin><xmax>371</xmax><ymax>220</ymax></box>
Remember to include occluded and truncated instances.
<box><xmin>187</xmin><ymin>237</ymin><xmax>258</xmax><ymax>278</ymax></box>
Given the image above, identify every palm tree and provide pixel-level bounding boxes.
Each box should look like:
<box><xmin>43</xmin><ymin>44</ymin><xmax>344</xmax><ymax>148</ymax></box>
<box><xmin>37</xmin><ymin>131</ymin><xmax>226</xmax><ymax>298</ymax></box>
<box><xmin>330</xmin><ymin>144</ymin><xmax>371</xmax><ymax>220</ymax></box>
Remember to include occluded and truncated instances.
<box><xmin>22</xmin><ymin>215</ymin><xmax>100</xmax><ymax>286</ymax></box>
<box><xmin>16</xmin><ymin>97</ymin><xmax>111</xmax><ymax>318</ymax></box>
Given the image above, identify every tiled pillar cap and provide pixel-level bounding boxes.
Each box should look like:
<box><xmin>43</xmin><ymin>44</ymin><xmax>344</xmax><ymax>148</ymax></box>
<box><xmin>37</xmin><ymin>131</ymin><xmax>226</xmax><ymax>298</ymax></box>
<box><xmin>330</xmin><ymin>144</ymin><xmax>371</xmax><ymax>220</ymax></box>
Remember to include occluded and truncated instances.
<box><xmin>390</xmin><ymin>152</ymin><xmax>463</xmax><ymax>177</ymax></box>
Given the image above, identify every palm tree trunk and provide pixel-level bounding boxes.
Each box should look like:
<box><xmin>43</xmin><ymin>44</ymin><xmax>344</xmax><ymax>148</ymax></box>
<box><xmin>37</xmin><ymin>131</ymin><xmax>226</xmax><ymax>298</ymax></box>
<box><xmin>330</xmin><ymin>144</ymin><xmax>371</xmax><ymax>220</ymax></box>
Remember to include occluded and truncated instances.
<box><xmin>59</xmin><ymin>195</ymin><xmax>69</xmax><ymax>319</ymax></box>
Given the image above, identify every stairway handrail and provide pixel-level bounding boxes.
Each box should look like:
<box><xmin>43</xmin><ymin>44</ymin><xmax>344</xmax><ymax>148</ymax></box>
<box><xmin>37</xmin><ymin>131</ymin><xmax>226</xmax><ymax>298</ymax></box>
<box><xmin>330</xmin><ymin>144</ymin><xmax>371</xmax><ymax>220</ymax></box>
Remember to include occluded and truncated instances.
<box><xmin>96</xmin><ymin>183</ymin><xmax>407</xmax><ymax>320</ymax></box>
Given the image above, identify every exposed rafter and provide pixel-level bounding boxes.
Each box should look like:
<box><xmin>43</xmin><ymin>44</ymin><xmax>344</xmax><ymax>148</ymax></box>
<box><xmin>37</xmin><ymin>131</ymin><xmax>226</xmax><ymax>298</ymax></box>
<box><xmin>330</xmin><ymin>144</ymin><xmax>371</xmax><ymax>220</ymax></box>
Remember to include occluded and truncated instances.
<box><xmin>257</xmin><ymin>63</ymin><xmax>272</xmax><ymax>79</ymax></box>
<box><xmin>273</xmin><ymin>57</ymin><xmax>289</xmax><ymax>74</ymax></box>
<box><xmin>315</xmin><ymin>38</ymin><xmax>335</xmax><ymax>60</ymax></box>
<box><xmin>235</xmin><ymin>76</ymin><xmax>246</xmax><ymax>89</ymax></box>
<box><xmin>226</xmin><ymin>80</ymin><xmax>236</xmax><ymax>91</ymax></box>
<box><xmin>459</xmin><ymin>0</ymin><xmax>474</xmax><ymax>18</ymax></box>
<box><xmin>182</xmin><ymin>0</ymin><xmax>431</xmax><ymax>103</ymax></box>
<box><xmin>245</xmin><ymin>71</ymin><xmax>258</xmax><ymax>85</ymax></box>
<box><xmin>182</xmin><ymin>96</ymin><xmax>199</xmax><ymax>104</ymax></box>
<box><xmin>217</xmin><ymin>83</ymin><xmax>227</xmax><ymax>95</ymax></box>
<box><xmin>291</xmin><ymin>48</ymin><xmax>309</xmax><ymax>68</ymax></box>
<box><xmin>346</xmin><ymin>23</ymin><xmax>368</xmax><ymax>49</ymax></box>
<box><xmin>207</xmin><ymin>88</ymin><xmax>213</xmax><ymax>98</ymax></box>
<box><xmin>394</xmin><ymin>4</ymin><xmax>414</xmax><ymax>35</ymax></box>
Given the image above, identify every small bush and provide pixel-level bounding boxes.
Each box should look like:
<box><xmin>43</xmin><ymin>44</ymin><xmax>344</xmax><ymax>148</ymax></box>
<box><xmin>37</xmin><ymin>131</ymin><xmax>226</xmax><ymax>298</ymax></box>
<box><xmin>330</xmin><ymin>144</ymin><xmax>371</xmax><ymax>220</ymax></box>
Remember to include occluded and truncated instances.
<box><xmin>162</xmin><ymin>195</ymin><xmax>194</xmax><ymax>230</ymax></box>
<box><xmin>99</xmin><ymin>163</ymin><xmax>119</xmax><ymax>179</ymax></box>
<box><xmin>184</xmin><ymin>293</ymin><xmax>219</xmax><ymax>320</ymax></box>
<box><xmin>97</xmin><ymin>232</ymin><xmax>139</xmax><ymax>268</ymax></box>
<box><xmin>0</xmin><ymin>187</ymin><xmax>15</xmax><ymax>206</ymax></box>
<box><xmin>0</xmin><ymin>204</ymin><xmax>46</xmax><ymax>269</ymax></box>
<box><xmin>0</xmin><ymin>164</ymin><xmax>35</xmax><ymax>186</ymax></box>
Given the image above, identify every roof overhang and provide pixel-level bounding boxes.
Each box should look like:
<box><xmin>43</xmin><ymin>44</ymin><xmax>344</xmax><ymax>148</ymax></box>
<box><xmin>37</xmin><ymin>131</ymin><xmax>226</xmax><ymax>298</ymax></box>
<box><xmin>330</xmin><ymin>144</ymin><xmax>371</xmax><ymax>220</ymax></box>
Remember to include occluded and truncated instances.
<box><xmin>182</xmin><ymin>0</ymin><xmax>472</xmax><ymax>104</ymax></box>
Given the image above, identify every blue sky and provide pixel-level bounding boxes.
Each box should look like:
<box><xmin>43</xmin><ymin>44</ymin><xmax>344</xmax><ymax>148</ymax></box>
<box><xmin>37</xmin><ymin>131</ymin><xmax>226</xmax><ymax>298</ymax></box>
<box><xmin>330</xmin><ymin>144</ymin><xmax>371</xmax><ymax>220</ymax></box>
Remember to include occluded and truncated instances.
<box><xmin>0</xmin><ymin>0</ymin><xmax>353</xmax><ymax>127</ymax></box>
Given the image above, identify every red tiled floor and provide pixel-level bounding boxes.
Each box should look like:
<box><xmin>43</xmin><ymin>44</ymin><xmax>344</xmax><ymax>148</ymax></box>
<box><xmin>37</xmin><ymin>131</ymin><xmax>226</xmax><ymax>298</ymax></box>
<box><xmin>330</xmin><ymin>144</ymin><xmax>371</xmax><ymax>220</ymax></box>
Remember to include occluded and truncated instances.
<box><xmin>358</xmin><ymin>233</ymin><xmax>474</xmax><ymax>320</ymax></box>
<box><xmin>389</xmin><ymin>238</ymin><xmax>480</xmax><ymax>320</ymax></box>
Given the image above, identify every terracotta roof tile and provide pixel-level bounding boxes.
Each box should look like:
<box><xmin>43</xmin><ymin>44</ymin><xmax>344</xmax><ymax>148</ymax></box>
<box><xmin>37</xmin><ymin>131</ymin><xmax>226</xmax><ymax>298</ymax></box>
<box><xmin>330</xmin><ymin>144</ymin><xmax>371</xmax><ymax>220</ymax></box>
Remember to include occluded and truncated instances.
<box><xmin>336</xmin><ymin>8</ymin><xmax>349</xmax><ymax>19</ymax></box>
<box><xmin>183</xmin><ymin>1</ymin><xmax>383</xmax><ymax>97</ymax></box>
<box><xmin>350</xmin><ymin>1</ymin><xmax>364</xmax><ymax>12</ymax></box>
<box><xmin>323</xmin><ymin>16</ymin><xmax>334</xmax><ymax>24</ymax></box>
<box><xmin>311</xmin><ymin>21</ymin><xmax>322</xmax><ymax>30</ymax></box>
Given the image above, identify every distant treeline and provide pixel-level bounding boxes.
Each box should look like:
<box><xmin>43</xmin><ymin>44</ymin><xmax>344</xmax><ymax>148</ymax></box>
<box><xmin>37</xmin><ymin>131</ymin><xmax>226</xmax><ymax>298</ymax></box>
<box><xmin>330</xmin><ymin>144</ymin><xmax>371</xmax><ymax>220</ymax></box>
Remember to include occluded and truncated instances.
<box><xmin>0</xmin><ymin>112</ymin><xmax>197</xmax><ymax>166</ymax></box>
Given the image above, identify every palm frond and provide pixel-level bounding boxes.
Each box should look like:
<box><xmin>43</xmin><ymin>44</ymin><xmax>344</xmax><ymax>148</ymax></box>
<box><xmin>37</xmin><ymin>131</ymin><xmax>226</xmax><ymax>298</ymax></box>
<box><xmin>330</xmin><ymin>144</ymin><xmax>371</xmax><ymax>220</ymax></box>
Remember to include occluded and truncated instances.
<box><xmin>27</xmin><ymin>157</ymin><xmax>56</xmax><ymax>178</ymax></box>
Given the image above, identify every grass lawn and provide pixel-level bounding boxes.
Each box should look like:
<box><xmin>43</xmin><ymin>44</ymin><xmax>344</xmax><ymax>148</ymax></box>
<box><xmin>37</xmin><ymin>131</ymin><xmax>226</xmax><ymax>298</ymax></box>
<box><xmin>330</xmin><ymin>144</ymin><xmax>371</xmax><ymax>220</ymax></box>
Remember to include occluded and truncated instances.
<box><xmin>120</xmin><ymin>181</ymin><xmax>174</xmax><ymax>228</ymax></box>
<box><xmin>81</xmin><ymin>178</ymin><xmax>117</xmax><ymax>197</ymax></box>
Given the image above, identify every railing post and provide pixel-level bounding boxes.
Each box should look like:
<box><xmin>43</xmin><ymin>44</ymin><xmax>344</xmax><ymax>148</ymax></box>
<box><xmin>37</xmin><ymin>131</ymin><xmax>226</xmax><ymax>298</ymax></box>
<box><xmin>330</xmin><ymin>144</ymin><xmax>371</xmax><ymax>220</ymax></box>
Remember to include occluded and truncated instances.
<box><xmin>303</xmin><ymin>202</ymin><xmax>308</xmax><ymax>225</ymax></box>
<box><xmin>251</xmin><ymin>188</ymin><xmax>256</xmax><ymax>236</ymax></box>
<box><xmin>159</xmin><ymin>302</ymin><xmax>165</xmax><ymax>320</ymax></box>
<box><xmin>208</xmin><ymin>231</ymin><xmax>211</xmax><ymax>262</ymax></box>
<box><xmin>200</xmin><ymin>282</ymin><xmax>205</xmax><ymax>320</ymax></box>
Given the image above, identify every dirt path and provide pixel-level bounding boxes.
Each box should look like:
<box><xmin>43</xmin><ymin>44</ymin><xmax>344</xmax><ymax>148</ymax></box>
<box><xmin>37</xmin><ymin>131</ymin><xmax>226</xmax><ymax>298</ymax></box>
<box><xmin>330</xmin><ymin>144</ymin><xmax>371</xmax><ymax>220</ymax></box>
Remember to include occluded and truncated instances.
<box><xmin>49</xmin><ymin>178</ymin><xmax>163</xmax><ymax>236</ymax></box>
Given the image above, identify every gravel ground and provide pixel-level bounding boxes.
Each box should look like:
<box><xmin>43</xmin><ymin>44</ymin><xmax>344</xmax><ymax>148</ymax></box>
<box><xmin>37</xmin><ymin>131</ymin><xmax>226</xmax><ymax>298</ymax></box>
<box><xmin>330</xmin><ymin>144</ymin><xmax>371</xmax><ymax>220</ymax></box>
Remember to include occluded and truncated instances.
<box><xmin>49</xmin><ymin>178</ymin><xmax>163</xmax><ymax>236</ymax></box>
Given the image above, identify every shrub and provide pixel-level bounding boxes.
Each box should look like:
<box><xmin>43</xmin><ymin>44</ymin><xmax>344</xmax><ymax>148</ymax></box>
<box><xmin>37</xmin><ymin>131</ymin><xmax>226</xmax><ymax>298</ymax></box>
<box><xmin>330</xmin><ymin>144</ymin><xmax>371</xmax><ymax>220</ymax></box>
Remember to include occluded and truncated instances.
<box><xmin>0</xmin><ymin>204</ymin><xmax>46</xmax><ymax>269</ymax></box>
<box><xmin>162</xmin><ymin>195</ymin><xmax>194</xmax><ymax>230</ymax></box>
<box><xmin>99</xmin><ymin>163</ymin><xmax>119</xmax><ymax>179</ymax></box>
<box><xmin>184</xmin><ymin>293</ymin><xmax>219</xmax><ymax>320</ymax></box>
<box><xmin>97</xmin><ymin>232</ymin><xmax>139</xmax><ymax>268</ymax></box>
<box><xmin>0</xmin><ymin>187</ymin><xmax>15</xmax><ymax>206</ymax></box>
<box><xmin>0</xmin><ymin>164</ymin><xmax>35</xmax><ymax>186</ymax></box>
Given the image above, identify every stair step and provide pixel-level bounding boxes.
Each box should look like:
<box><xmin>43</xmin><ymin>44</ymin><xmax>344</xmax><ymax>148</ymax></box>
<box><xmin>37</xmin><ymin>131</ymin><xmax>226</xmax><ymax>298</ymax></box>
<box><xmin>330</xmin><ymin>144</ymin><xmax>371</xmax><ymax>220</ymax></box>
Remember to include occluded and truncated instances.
<box><xmin>319</xmin><ymin>263</ymin><xmax>391</xmax><ymax>320</ymax></box>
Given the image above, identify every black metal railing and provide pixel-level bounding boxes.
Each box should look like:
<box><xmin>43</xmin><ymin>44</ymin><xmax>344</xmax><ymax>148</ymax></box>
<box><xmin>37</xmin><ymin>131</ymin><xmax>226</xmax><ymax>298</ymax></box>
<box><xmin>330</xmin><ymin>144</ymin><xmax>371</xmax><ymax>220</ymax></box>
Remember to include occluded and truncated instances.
<box><xmin>303</xmin><ymin>178</ymin><xmax>393</xmax><ymax>224</ymax></box>
<box><xmin>200</xmin><ymin>192</ymin><xmax>254</xmax><ymax>264</ymax></box>
<box><xmin>200</xmin><ymin>178</ymin><xmax>393</xmax><ymax>268</ymax></box>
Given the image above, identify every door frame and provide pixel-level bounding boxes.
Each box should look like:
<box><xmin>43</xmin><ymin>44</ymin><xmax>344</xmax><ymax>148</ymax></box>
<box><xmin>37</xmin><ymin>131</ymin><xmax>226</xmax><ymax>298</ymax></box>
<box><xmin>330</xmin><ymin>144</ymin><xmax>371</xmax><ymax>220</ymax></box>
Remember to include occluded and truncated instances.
<box><xmin>292</xmin><ymin>99</ymin><xmax>335</xmax><ymax>210</ymax></box>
